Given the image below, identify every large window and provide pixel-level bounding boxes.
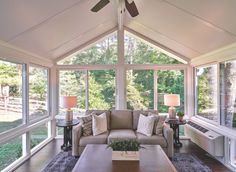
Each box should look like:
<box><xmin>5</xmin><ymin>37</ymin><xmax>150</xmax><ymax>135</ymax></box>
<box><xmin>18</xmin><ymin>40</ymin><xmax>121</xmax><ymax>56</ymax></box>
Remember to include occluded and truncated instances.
<box><xmin>124</xmin><ymin>32</ymin><xmax>184</xmax><ymax>64</ymax></box>
<box><xmin>196</xmin><ymin>65</ymin><xmax>217</xmax><ymax>122</ymax></box>
<box><xmin>157</xmin><ymin>70</ymin><xmax>184</xmax><ymax>114</ymax></box>
<box><xmin>0</xmin><ymin>136</ymin><xmax>23</xmax><ymax>171</ymax></box>
<box><xmin>220</xmin><ymin>60</ymin><xmax>236</xmax><ymax>129</ymax></box>
<box><xmin>0</xmin><ymin>60</ymin><xmax>23</xmax><ymax>134</ymax></box>
<box><xmin>59</xmin><ymin>70</ymin><xmax>86</xmax><ymax>113</ymax></box>
<box><xmin>29</xmin><ymin>66</ymin><xmax>49</xmax><ymax>122</ymax></box>
<box><xmin>30</xmin><ymin>124</ymin><xmax>48</xmax><ymax>150</ymax></box>
<box><xmin>58</xmin><ymin>32</ymin><xmax>118</xmax><ymax>65</ymax></box>
<box><xmin>126</xmin><ymin>70</ymin><xmax>154</xmax><ymax>110</ymax></box>
<box><xmin>88</xmin><ymin>70</ymin><xmax>115</xmax><ymax>110</ymax></box>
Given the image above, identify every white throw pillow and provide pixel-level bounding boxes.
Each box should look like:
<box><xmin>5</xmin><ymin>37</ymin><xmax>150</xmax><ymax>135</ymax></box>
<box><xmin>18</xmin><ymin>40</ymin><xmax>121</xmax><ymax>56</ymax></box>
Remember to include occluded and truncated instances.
<box><xmin>92</xmin><ymin>112</ymin><xmax>107</xmax><ymax>136</ymax></box>
<box><xmin>137</xmin><ymin>114</ymin><xmax>155</xmax><ymax>137</ymax></box>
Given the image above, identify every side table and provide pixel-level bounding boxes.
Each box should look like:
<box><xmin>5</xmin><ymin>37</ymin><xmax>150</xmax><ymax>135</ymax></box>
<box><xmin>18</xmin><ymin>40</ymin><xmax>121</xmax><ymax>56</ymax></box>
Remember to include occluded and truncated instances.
<box><xmin>165</xmin><ymin>119</ymin><xmax>186</xmax><ymax>148</ymax></box>
<box><xmin>56</xmin><ymin>119</ymin><xmax>80</xmax><ymax>151</ymax></box>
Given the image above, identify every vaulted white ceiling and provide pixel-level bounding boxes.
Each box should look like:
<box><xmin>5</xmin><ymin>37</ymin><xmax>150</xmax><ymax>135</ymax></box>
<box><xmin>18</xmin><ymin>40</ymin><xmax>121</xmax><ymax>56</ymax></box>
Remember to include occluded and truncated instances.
<box><xmin>0</xmin><ymin>0</ymin><xmax>236</xmax><ymax>61</ymax></box>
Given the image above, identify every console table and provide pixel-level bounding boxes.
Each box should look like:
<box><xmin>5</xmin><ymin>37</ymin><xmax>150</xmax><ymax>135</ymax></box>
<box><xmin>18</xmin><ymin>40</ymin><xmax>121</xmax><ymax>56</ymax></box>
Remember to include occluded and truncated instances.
<box><xmin>56</xmin><ymin>119</ymin><xmax>80</xmax><ymax>151</ymax></box>
<box><xmin>165</xmin><ymin>119</ymin><xmax>186</xmax><ymax>148</ymax></box>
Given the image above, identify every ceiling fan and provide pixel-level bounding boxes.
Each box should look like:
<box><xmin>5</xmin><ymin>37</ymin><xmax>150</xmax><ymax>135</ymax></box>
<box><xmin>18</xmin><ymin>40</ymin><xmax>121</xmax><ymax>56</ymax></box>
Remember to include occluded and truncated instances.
<box><xmin>91</xmin><ymin>0</ymin><xmax>139</xmax><ymax>17</ymax></box>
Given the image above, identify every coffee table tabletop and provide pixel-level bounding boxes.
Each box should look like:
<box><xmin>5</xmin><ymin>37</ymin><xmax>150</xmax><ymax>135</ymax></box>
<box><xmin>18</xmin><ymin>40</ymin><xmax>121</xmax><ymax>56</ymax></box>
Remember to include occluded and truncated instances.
<box><xmin>72</xmin><ymin>144</ymin><xmax>177</xmax><ymax>172</ymax></box>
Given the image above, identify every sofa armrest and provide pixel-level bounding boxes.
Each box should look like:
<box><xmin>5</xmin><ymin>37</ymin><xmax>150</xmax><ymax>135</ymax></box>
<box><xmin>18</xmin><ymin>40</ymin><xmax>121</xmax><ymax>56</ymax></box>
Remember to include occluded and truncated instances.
<box><xmin>72</xmin><ymin>123</ymin><xmax>83</xmax><ymax>156</ymax></box>
<box><xmin>163</xmin><ymin>123</ymin><xmax>174</xmax><ymax>158</ymax></box>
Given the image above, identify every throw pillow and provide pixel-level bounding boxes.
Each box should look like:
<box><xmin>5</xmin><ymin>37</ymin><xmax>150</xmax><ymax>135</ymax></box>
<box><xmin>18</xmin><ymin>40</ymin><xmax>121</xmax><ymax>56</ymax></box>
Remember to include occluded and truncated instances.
<box><xmin>148</xmin><ymin>112</ymin><xmax>160</xmax><ymax>134</ymax></box>
<box><xmin>137</xmin><ymin>114</ymin><xmax>155</xmax><ymax>136</ymax></box>
<box><xmin>80</xmin><ymin>114</ymin><xmax>93</xmax><ymax>136</ymax></box>
<box><xmin>92</xmin><ymin>112</ymin><xmax>108</xmax><ymax>136</ymax></box>
<box><xmin>155</xmin><ymin>115</ymin><xmax>167</xmax><ymax>135</ymax></box>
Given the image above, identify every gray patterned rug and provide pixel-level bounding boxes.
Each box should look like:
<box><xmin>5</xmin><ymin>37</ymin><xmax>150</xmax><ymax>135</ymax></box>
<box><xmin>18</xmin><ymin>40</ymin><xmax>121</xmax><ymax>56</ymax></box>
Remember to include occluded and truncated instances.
<box><xmin>42</xmin><ymin>152</ymin><xmax>212</xmax><ymax>172</ymax></box>
<box><xmin>172</xmin><ymin>153</ymin><xmax>212</xmax><ymax>172</ymax></box>
<box><xmin>41</xmin><ymin>151</ymin><xmax>78</xmax><ymax>172</ymax></box>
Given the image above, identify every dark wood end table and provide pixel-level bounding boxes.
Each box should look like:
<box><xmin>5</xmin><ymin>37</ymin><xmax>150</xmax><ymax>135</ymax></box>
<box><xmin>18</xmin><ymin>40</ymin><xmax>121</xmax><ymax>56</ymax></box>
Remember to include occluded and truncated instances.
<box><xmin>165</xmin><ymin>119</ymin><xmax>186</xmax><ymax>148</ymax></box>
<box><xmin>56</xmin><ymin>119</ymin><xmax>80</xmax><ymax>151</ymax></box>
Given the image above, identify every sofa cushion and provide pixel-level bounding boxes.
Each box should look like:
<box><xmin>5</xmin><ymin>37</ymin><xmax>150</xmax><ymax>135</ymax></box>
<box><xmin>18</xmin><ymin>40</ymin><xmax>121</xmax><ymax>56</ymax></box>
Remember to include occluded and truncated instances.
<box><xmin>133</xmin><ymin>110</ymin><xmax>158</xmax><ymax>130</ymax></box>
<box><xmin>86</xmin><ymin>110</ymin><xmax>111</xmax><ymax>130</ymax></box>
<box><xmin>108</xmin><ymin>129</ymin><xmax>136</xmax><ymax>143</ymax></box>
<box><xmin>137</xmin><ymin>114</ymin><xmax>155</xmax><ymax>136</ymax></box>
<box><xmin>79</xmin><ymin>131</ymin><xmax>109</xmax><ymax>146</ymax></box>
<box><xmin>136</xmin><ymin>132</ymin><xmax>167</xmax><ymax>147</ymax></box>
<box><xmin>110</xmin><ymin>110</ymin><xmax>133</xmax><ymax>129</ymax></box>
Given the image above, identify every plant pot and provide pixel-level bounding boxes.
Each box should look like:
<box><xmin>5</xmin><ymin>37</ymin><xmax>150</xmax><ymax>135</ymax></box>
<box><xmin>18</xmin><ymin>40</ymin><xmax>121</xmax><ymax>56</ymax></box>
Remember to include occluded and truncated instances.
<box><xmin>112</xmin><ymin>151</ymin><xmax>139</xmax><ymax>161</ymax></box>
<box><xmin>179</xmin><ymin>116</ymin><xmax>183</xmax><ymax>122</ymax></box>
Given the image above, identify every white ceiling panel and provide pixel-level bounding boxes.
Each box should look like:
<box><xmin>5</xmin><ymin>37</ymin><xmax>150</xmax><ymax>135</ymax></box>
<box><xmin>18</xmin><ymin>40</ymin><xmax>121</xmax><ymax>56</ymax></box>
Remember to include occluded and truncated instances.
<box><xmin>125</xmin><ymin>0</ymin><xmax>236</xmax><ymax>58</ymax></box>
<box><xmin>0</xmin><ymin>0</ymin><xmax>82</xmax><ymax>41</ymax></box>
<box><xmin>165</xmin><ymin>0</ymin><xmax>236</xmax><ymax>36</ymax></box>
<box><xmin>8</xmin><ymin>0</ymin><xmax>117</xmax><ymax>59</ymax></box>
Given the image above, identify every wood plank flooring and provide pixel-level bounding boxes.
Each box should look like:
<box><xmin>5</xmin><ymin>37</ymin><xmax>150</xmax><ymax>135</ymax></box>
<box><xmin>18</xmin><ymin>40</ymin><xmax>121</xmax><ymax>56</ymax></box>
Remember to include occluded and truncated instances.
<box><xmin>14</xmin><ymin>139</ymin><xmax>232</xmax><ymax>172</ymax></box>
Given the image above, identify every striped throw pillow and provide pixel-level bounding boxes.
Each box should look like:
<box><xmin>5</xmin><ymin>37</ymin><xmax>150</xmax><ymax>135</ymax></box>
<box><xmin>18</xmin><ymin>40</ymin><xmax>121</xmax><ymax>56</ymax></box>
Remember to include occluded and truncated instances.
<box><xmin>80</xmin><ymin>115</ymin><xmax>93</xmax><ymax>136</ymax></box>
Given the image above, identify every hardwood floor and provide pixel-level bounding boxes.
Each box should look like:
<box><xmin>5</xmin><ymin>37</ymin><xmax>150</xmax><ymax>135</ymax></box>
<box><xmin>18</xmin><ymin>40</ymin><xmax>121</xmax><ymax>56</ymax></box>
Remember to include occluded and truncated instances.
<box><xmin>175</xmin><ymin>140</ymin><xmax>232</xmax><ymax>172</ymax></box>
<box><xmin>14</xmin><ymin>139</ymin><xmax>232</xmax><ymax>172</ymax></box>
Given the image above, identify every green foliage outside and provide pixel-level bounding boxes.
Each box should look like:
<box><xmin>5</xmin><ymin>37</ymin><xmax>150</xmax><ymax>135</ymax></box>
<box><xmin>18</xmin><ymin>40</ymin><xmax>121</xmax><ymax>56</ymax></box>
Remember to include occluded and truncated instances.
<box><xmin>0</xmin><ymin>137</ymin><xmax>22</xmax><ymax>171</ymax></box>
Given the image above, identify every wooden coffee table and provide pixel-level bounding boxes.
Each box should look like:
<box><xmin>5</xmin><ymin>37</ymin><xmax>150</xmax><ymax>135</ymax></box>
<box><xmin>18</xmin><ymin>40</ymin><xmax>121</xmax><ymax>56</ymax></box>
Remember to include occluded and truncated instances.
<box><xmin>72</xmin><ymin>144</ymin><xmax>177</xmax><ymax>172</ymax></box>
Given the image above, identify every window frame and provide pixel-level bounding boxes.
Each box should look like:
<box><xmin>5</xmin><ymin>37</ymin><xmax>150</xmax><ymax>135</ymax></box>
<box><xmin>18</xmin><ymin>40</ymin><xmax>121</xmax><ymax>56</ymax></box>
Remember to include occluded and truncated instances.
<box><xmin>194</xmin><ymin>63</ymin><xmax>219</xmax><ymax>125</ymax></box>
<box><xmin>28</xmin><ymin>64</ymin><xmax>50</xmax><ymax>124</ymax></box>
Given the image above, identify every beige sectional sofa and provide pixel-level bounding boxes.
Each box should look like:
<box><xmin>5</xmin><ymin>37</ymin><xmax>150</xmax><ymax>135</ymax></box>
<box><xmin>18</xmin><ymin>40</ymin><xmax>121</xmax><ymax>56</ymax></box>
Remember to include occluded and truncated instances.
<box><xmin>72</xmin><ymin>110</ymin><xmax>174</xmax><ymax>158</ymax></box>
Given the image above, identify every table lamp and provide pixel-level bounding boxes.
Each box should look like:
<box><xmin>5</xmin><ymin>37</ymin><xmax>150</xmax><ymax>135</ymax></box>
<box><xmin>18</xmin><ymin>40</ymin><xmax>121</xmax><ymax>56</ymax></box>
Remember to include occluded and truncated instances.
<box><xmin>60</xmin><ymin>96</ymin><xmax>77</xmax><ymax>123</ymax></box>
<box><xmin>164</xmin><ymin>94</ymin><xmax>180</xmax><ymax>119</ymax></box>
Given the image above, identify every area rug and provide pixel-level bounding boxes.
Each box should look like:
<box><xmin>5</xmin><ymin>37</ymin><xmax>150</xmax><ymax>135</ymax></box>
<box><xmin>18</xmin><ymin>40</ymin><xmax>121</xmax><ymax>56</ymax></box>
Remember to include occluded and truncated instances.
<box><xmin>41</xmin><ymin>151</ymin><xmax>78</xmax><ymax>172</ymax></box>
<box><xmin>172</xmin><ymin>153</ymin><xmax>212</xmax><ymax>172</ymax></box>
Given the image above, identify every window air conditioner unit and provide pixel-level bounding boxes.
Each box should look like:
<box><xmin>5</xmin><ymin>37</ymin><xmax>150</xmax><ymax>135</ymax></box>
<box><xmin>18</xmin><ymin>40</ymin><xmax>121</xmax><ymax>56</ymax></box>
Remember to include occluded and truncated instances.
<box><xmin>185</xmin><ymin>121</ymin><xmax>224</xmax><ymax>157</ymax></box>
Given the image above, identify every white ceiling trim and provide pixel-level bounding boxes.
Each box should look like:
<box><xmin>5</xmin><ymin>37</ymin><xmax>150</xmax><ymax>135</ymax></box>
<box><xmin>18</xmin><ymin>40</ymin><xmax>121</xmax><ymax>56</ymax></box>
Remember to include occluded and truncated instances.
<box><xmin>0</xmin><ymin>40</ymin><xmax>53</xmax><ymax>66</ymax></box>
<box><xmin>125</xmin><ymin>26</ymin><xmax>190</xmax><ymax>63</ymax></box>
<box><xmin>191</xmin><ymin>42</ymin><xmax>236</xmax><ymax>66</ymax></box>
<box><xmin>55</xmin><ymin>27</ymin><xmax>117</xmax><ymax>62</ymax></box>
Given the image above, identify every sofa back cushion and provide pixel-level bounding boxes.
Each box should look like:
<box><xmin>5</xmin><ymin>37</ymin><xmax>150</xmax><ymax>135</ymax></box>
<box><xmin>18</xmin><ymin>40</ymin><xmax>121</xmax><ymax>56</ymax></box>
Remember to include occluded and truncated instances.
<box><xmin>110</xmin><ymin>110</ymin><xmax>133</xmax><ymax>129</ymax></box>
<box><xmin>133</xmin><ymin>110</ymin><xmax>158</xmax><ymax>130</ymax></box>
<box><xmin>86</xmin><ymin>110</ymin><xmax>111</xmax><ymax>130</ymax></box>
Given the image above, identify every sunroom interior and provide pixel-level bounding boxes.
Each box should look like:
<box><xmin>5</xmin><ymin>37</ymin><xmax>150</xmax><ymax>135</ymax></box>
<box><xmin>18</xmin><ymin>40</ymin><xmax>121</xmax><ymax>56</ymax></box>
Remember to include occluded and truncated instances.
<box><xmin>0</xmin><ymin>0</ymin><xmax>236</xmax><ymax>171</ymax></box>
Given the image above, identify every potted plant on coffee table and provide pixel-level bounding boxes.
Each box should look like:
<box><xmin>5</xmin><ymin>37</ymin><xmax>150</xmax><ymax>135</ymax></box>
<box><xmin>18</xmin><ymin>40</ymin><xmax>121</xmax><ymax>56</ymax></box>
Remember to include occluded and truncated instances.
<box><xmin>107</xmin><ymin>140</ymin><xmax>143</xmax><ymax>161</ymax></box>
<box><xmin>177</xmin><ymin>111</ymin><xmax>184</xmax><ymax>122</ymax></box>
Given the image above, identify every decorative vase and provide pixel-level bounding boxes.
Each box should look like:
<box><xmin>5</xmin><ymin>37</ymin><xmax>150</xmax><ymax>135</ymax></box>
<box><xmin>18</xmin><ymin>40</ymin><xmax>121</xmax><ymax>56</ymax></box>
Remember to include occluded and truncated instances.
<box><xmin>112</xmin><ymin>151</ymin><xmax>139</xmax><ymax>161</ymax></box>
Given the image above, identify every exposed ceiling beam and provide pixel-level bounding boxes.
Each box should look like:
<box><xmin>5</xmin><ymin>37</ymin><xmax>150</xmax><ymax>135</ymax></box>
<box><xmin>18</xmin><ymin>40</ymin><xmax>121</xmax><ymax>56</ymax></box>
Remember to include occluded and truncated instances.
<box><xmin>117</xmin><ymin>0</ymin><xmax>125</xmax><ymax>30</ymax></box>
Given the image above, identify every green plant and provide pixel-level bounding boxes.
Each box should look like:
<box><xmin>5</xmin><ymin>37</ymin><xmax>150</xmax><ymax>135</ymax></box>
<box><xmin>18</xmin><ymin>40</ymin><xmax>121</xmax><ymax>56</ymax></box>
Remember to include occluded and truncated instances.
<box><xmin>177</xmin><ymin>111</ymin><xmax>184</xmax><ymax>117</ymax></box>
<box><xmin>107</xmin><ymin>140</ymin><xmax>143</xmax><ymax>151</ymax></box>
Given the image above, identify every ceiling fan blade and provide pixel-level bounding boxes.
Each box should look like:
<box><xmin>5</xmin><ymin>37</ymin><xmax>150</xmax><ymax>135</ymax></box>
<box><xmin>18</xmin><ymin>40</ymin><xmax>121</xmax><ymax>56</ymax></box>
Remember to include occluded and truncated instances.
<box><xmin>125</xmin><ymin>0</ymin><xmax>139</xmax><ymax>17</ymax></box>
<box><xmin>91</xmin><ymin>0</ymin><xmax>110</xmax><ymax>12</ymax></box>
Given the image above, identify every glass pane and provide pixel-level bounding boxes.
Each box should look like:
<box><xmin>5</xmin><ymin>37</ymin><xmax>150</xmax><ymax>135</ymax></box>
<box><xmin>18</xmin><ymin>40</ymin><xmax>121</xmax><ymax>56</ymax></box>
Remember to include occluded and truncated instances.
<box><xmin>127</xmin><ymin>70</ymin><xmax>154</xmax><ymax>110</ymax></box>
<box><xmin>157</xmin><ymin>70</ymin><xmax>184</xmax><ymax>114</ymax></box>
<box><xmin>59</xmin><ymin>70</ymin><xmax>86</xmax><ymax>114</ymax></box>
<box><xmin>88</xmin><ymin>70</ymin><xmax>115</xmax><ymax>110</ymax></box>
<box><xmin>30</xmin><ymin>124</ymin><xmax>48</xmax><ymax>149</ymax></box>
<box><xmin>124</xmin><ymin>32</ymin><xmax>184</xmax><ymax>64</ymax></box>
<box><xmin>220</xmin><ymin>61</ymin><xmax>236</xmax><ymax>129</ymax></box>
<box><xmin>0</xmin><ymin>60</ymin><xmax>23</xmax><ymax>133</ymax></box>
<box><xmin>196</xmin><ymin>65</ymin><xmax>217</xmax><ymax>122</ymax></box>
<box><xmin>0</xmin><ymin>136</ymin><xmax>22</xmax><ymax>171</ymax></box>
<box><xmin>29</xmin><ymin>66</ymin><xmax>48</xmax><ymax>121</ymax></box>
<box><xmin>58</xmin><ymin>32</ymin><xmax>118</xmax><ymax>65</ymax></box>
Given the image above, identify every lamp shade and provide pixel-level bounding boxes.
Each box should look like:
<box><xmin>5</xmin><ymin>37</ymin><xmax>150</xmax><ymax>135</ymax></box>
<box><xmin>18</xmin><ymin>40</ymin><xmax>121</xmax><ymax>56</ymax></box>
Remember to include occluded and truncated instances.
<box><xmin>164</xmin><ymin>94</ymin><xmax>180</xmax><ymax>107</ymax></box>
<box><xmin>60</xmin><ymin>96</ymin><xmax>77</xmax><ymax>108</ymax></box>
